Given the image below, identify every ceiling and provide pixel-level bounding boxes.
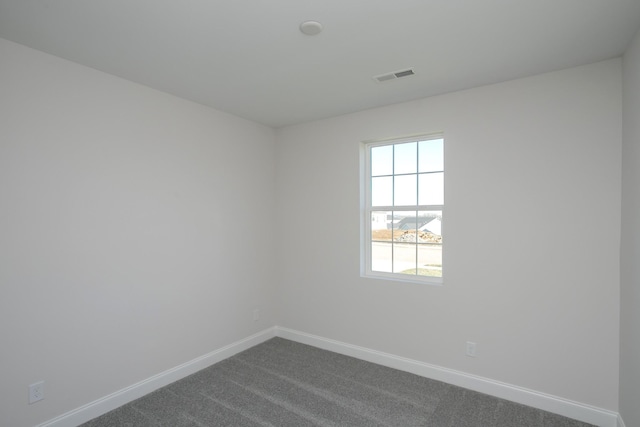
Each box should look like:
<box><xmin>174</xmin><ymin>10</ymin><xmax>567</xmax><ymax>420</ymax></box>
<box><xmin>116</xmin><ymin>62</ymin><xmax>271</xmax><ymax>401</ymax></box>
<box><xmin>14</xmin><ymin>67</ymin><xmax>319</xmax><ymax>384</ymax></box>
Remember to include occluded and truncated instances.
<box><xmin>1</xmin><ymin>1</ymin><xmax>640</xmax><ymax>128</ymax></box>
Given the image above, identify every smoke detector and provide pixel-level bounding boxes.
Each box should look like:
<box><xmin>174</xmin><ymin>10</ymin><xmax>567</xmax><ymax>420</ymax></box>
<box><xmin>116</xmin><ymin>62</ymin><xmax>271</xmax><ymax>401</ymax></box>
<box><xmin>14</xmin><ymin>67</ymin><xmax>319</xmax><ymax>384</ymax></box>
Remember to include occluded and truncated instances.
<box><xmin>300</xmin><ymin>21</ymin><xmax>323</xmax><ymax>36</ymax></box>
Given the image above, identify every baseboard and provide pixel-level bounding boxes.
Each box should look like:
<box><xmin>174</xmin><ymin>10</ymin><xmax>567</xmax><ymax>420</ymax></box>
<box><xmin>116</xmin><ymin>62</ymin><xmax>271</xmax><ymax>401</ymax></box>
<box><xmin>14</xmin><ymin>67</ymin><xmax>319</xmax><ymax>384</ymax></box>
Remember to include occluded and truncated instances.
<box><xmin>618</xmin><ymin>413</ymin><xmax>626</xmax><ymax>427</ymax></box>
<box><xmin>276</xmin><ymin>327</ymin><xmax>619</xmax><ymax>427</ymax></box>
<box><xmin>38</xmin><ymin>327</ymin><xmax>277</xmax><ymax>427</ymax></box>
<box><xmin>36</xmin><ymin>325</ymin><xmax>621</xmax><ymax>427</ymax></box>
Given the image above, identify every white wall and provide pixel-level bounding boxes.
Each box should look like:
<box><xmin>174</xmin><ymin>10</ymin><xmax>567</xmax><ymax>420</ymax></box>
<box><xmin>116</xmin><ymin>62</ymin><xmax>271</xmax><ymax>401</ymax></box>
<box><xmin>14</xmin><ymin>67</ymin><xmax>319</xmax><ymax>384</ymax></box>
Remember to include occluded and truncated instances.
<box><xmin>0</xmin><ymin>38</ymin><xmax>277</xmax><ymax>427</ymax></box>
<box><xmin>620</xmin><ymin>28</ymin><xmax>640</xmax><ymax>427</ymax></box>
<box><xmin>0</xmin><ymin>33</ymin><xmax>627</xmax><ymax>426</ymax></box>
<box><xmin>276</xmin><ymin>59</ymin><xmax>621</xmax><ymax>410</ymax></box>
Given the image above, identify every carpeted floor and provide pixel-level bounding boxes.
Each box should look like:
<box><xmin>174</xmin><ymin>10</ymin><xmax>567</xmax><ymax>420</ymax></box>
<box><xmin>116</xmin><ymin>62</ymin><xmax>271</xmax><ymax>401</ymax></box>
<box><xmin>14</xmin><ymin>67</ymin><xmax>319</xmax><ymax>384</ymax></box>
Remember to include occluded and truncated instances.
<box><xmin>81</xmin><ymin>337</ymin><xmax>595</xmax><ymax>426</ymax></box>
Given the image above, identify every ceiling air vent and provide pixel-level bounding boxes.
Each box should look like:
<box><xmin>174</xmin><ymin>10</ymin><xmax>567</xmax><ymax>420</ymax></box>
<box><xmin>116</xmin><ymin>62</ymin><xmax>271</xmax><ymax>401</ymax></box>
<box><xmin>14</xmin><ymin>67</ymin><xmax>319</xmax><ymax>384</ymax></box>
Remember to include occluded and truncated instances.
<box><xmin>373</xmin><ymin>68</ymin><xmax>415</xmax><ymax>83</ymax></box>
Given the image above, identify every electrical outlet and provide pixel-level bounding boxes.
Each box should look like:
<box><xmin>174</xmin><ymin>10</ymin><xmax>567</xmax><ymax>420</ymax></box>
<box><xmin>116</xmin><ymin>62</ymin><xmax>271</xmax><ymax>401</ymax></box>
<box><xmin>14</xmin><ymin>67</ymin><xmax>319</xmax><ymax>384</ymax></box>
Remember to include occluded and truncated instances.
<box><xmin>29</xmin><ymin>381</ymin><xmax>44</xmax><ymax>404</ymax></box>
<box><xmin>253</xmin><ymin>309</ymin><xmax>260</xmax><ymax>322</ymax></box>
<box><xmin>466</xmin><ymin>341</ymin><xmax>477</xmax><ymax>357</ymax></box>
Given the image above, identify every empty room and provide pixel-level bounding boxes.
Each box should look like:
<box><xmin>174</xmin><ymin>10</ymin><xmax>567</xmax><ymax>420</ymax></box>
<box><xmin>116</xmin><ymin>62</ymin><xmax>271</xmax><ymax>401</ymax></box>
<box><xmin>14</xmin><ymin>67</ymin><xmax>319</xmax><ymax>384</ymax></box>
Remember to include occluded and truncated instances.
<box><xmin>1</xmin><ymin>1</ymin><xmax>640</xmax><ymax>426</ymax></box>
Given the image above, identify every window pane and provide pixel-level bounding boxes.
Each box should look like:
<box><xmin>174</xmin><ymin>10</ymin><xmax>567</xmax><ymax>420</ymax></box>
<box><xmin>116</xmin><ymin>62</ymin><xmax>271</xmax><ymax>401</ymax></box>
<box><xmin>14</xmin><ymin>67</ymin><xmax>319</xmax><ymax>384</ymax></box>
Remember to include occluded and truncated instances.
<box><xmin>394</xmin><ymin>174</ymin><xmax>417</xmax><ymax>206</ymax></box>
<box><xmin>390</xmin><ymin>212</ymin><xmax>406</xmax><ymax>233</ymax></box>
<box><xmin>371</xmin><ymin>241</ymin><xmax>393</xmax><ymax>273</ymax></box>
<box><xmin>394</xmin><ymin>213</ymin><xmax>419</xmax><ymax>230</ymax></box>
<box><xmin>393</xmin><ymin>241</ymin><xmax>417</xmax><ymax>274</ymax></box>
<box><xmin>394</xmin><ymin>142</ymin><xmax>417</xmax><ymax>174</ymax></box>
<box><xmin>371</xmin><ymin>211</ymin><xmax>392</xmax><ymax>241</ymax></box>
<box><xmin>417</xmin><ymin>211</ymin><xmax>442</xmax><ymax>237</ymax></box>
<box><xmin>418</xmin><ymin>244</ymin><xmax>442</xmax><ymax>277</ymax></box>
<box><xmin>371</xmin><ymin>145</ymin><xmax>393</xmax><ymax>176</ymax></box>
<box><xmin>418</xmin><ymin>172</ymin><xmax>444</xmax><ymax>205</ymax></box>
<box><xmin>419</xmin><ymin>139</ymin><xmax>444</xmax><ymax>172</ymax></box>
<box><xmin>417</xmin><ymin>210</ymin><xmax>442</xmax><ymax>277</ymax></box>
<box><xmin>372</xmin><ymin>176</ymin><xmax>392</xmax><ymax>206</ymax></box>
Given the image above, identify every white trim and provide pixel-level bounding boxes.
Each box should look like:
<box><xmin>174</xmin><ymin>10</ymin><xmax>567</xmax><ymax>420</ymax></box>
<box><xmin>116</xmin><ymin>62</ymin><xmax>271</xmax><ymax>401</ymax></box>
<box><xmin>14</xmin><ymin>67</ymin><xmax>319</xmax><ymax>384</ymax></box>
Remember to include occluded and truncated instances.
<box><xmin>275</xmin><ymin>327</ymin><xmax>619</xmax><ymax>427</ymax></box>
<box><xmin>37</xmin><ymin>327</ymin><xmax>277</xmax><ymax>427</ymax></box>
<box><xmin>35</xmin><ymin>325</ymin><xmax>621</xmax><ymax>427</ymax></box>
<box><xmin>363</xmin><ymin>132</ymin><xmax>444</xmax><ymax>147</ymax></box>
<box><xmin>618</xmin><ymin>413</ymin><xmax>627</xmax><ymax>427</ymax></box>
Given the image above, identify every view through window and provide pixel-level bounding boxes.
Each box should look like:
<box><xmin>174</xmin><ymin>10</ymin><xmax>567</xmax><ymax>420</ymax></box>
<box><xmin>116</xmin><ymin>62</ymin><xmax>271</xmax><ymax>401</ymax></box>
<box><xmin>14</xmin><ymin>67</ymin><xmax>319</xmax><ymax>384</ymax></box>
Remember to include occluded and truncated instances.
<box><xmin>365</xmin><ymin>135</ymin><xmax>444</xmax><ymax>283</ymax></box>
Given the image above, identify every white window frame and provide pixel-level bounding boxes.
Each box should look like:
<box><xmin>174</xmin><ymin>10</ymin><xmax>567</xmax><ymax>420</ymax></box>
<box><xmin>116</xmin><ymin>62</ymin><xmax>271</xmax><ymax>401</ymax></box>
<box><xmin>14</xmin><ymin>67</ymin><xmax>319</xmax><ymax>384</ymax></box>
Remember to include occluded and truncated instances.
<box><xmin>362</xmin><ymin>134</ymin><xmax>444</xmax><ymax>285</ymax></box>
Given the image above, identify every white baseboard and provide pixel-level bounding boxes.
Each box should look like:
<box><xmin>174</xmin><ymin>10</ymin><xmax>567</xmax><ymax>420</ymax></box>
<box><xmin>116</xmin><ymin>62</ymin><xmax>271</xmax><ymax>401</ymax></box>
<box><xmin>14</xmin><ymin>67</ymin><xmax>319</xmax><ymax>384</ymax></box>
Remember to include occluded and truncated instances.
<box><xmin>275</xmin><ymin>327</ymin><xmax>619</xmax><ymax>427</ymax></box>
<box><xmin>38</xmin><ymin>327</ymin><xmax>277</xmax><ymax>427</ymax></box>
<box><xmin>37</xmin><ymin>325</ymin><xmax>621</xmax><ymax>427</ymax></box>
<box><xmin>618</xmin><ymin>413</ymin><xmax>626</xmax><ymax>427</ymax></box>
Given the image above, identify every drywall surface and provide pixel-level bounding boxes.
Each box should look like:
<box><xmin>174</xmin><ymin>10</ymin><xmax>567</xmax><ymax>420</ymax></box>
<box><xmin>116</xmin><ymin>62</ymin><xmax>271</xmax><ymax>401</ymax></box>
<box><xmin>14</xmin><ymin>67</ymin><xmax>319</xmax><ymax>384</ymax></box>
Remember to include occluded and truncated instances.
<box><xmin>620</xmin><ymin>28</ymin><xmax>640</xmax><ymax>427</ymax></box>
<box><xmin>276</xmin><ymin>59</ymin><xmax>621</xmax><ymax>410</ymax></box>
<box><xmin>0</xmin><ymin>38</ymin><xmax>277</xmax><ymax>427</ymax></box>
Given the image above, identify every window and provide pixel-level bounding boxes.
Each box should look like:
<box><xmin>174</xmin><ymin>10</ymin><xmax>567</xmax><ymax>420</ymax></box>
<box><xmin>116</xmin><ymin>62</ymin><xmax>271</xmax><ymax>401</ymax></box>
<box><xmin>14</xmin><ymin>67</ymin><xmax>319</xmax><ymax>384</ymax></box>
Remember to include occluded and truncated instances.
<box><xmin>363</xmin><ymin>135</ymin><xmax>444</xmax><ymax>284</ymax></box>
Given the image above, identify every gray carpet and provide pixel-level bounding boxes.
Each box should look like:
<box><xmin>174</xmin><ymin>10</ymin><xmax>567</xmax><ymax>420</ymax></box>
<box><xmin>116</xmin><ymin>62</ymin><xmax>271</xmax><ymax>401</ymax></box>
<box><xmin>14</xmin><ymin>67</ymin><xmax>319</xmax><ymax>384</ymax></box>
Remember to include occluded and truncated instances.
<box><xmin>80</xmin><ymin>337</ymin><xmax>595</xmax><ymax>427</ymax></box>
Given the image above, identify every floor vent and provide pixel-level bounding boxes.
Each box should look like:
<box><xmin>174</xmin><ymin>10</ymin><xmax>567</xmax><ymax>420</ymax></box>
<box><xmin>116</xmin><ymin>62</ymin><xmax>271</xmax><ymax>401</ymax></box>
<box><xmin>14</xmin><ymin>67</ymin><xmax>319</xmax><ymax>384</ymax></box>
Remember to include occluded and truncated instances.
<box><xmin>373</xmin><ymin>68</ymin><xmax>415</xmax><ymax>83</ymax></box>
